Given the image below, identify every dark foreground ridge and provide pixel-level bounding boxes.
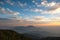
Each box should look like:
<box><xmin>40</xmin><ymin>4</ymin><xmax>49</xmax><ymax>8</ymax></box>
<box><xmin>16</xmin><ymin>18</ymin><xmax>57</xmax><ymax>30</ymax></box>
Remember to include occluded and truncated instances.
<box><xmin>0</xmin><ymin>30</ymin><xmax>60</xmax><ymax>40</ymax></box>
<box><xmin>0</xmin><ymin>30</ymin><xmax>32</xmax><ymax>40</ymax></box>
<box><xmin>40</xmin><ymin>37</ymin><xmax>60</xmax><ymax>40</ymax></box>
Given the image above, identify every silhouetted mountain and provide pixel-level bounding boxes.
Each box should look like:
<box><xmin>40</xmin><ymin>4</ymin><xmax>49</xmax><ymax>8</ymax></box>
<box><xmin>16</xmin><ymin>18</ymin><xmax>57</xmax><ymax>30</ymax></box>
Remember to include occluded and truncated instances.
<box><xmin>40</xmin><ymin>37</ymin><xmax>60</xmax><ymax>40</ymax></box>
<box><xmin>27</xmin><ymin>25</ymin><xmax>34</xmax><ymax>28</ymax></box>
<box><xmin>0</xmin><ymin>30</ymin><xmax>33</xmax><ymax>40</ymax></box>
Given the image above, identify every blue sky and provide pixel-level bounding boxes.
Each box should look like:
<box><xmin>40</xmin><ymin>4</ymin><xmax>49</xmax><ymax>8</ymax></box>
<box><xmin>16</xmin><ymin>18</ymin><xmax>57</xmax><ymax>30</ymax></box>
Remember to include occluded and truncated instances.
<box><xmin>0</xmin><ymin>0</ymin><xmax>60</xmax><ymax>26</ymax></box>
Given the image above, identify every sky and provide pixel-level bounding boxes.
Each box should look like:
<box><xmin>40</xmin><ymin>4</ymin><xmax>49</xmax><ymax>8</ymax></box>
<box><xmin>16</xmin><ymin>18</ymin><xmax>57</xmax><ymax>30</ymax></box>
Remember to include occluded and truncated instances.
<box><xmin>0</xmin><ymin>0</ymin><xmax>60</xmax><ymax>26</ymax></box>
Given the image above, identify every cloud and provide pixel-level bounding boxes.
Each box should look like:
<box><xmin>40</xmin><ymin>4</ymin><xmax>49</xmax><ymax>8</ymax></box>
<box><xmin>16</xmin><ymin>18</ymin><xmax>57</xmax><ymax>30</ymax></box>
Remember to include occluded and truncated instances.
<box><xmin>23</xmin><ymin>15</ymin><xmax>60</xmax><ymax>24</ymax></box>
<box><xmin>49</xmin><ymin>8</ymin><xmax>60</xmax><ymax>14</ymax></box>
<box><xmin>32</xmin><ymin>0</ymin><xmax>36</xmax><ymax>3</ymax></box>
<box><xmin>49</xmin><ymin>4</ymin><xmax>60</xmax><ymax>11</ymax></box>
<box><xmin>30</xmin><ymin>8</ymin><xmax>43</xmax><ymax>13</ymax></box>
<box><xmin>0</xmin><ymin>1</ymin><xmax>4</xmax><ymax>5</ymax></box>
<box><xmin>0</xmin><ymin>0</ymin><xmax>60</xmax><ymax>26</ymax></box>
<box><xmin>0</xmin><ymin>18</ymin><xmax>10</xmax><ymax>20</ymax></box>
<box><xmin>5</xmin><ymin>0</ymin><xmax>27</xmax><ymax>8</ymax></box>
<box><xmin>38</xmin><ymin>0</ymin><xmax>57</xmax><ymax>7</ymax></box>
<box><xmin>18</xmin><ymin>1</ymin><xmax>27</xmax><ymax>8</ymax></box>
<box><xmin>31</xmin><ymin>0</ymin><xmax>60</xmax><ymax>14</ymax></box>
<box><xmin>30</xmin><ymin>8</ymin><xmax>42</xmax><ymax>12</ymax></box>
<box><xmin>0</xmin><ymin>7</ymin><xmax>25</xmax><ymax>26</ymax></box>
<box><xmin>32</xmin><ymin>0</ymin><xmax>60</xmax><ymax>8</ymax></box>
<box><xmin>0</xmin><ymin>17</ymin><xmax>25</xmax><ymax>26</ymax></box>
<box><xmin>50</xmin><ymin>16</ymin><xmax>60</xmax><ymax>22</ymax></box>
<box><xmin>32</xmin><ymin>0</ymin><xmax>41</xmax><ymax>7</ymax></box>
<box><xmin>30</xmin><ymin>6</ymin><xmax>60</xmax><ymax>14</ymax></box>
<box><xmin>6</xmin><ymin>0</ymin><xmax>14</xmax><ymax>5</ymax></box>
<box><xmin>33</xmin><ymin>16</ymin><xmax>52</xmax><ymax>22</ymax></box>
<box><xmin>23</xmin><ymin>16</ymin><xmax>52</xmax><ymax>24</ymax></box>
<box><xmin>41</xmin><ymin>1</ymin><xmax>56</xmax><ymax>7</ymax></box>
<box><xmin>0</xmin><ymin>18</ymin><xmax>20</xmax><ymax>26</ymax></box>
<box><xmin>0</xmin><ymin>7</ymin><xmax>20</xmax><ymax>15</ymax></box>
<box><xmin>0</xmin><ymin>7</ymin><xmax>22</xmax><ymax>21</ymax></box>
<box><xmin>25</xmin><ymin>0</ymin><xmax>60</xmax><ymax>24</ymax></box>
